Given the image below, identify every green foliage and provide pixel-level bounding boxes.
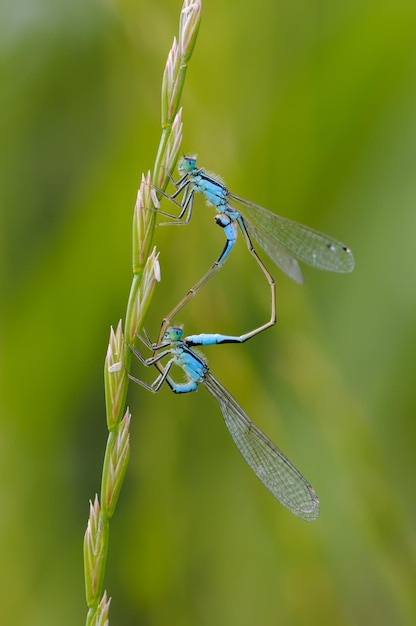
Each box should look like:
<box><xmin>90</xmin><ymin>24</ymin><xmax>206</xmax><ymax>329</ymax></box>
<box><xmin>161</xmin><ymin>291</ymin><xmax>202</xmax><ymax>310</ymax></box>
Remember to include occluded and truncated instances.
<box><xmin>1</xmin><ymin>0</ymin><xmax>416</xmax><ymax>624</ymax></box>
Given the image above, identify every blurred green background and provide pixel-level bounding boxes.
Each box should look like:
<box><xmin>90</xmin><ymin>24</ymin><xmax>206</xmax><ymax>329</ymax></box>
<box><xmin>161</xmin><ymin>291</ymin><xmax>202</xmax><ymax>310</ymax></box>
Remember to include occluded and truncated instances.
<box><xmin>1</xmin><ymin>0</ymin><xmax>416</xmax><ymax>624</ymax></box>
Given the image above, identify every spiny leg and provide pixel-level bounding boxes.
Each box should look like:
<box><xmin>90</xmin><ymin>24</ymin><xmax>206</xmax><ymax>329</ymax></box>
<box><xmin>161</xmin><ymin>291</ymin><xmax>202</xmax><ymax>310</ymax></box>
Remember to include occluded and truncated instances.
<box><xmin>128</xmin><ymin>357</ymin><xmax>174</xmax><ymax>392</ymax></box>
<box><xmin>152</xmin><ymin>178</ymin><xmax>195</xmax><ymax>223</ymax></box>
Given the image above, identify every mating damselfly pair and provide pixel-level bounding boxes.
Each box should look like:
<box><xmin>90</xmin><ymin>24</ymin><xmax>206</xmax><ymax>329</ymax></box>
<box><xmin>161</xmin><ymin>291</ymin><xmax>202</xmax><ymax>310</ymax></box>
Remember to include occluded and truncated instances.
<box><xmin>130</xmin><ymin>156</ymin><xmax>354</xmax><ymax>521</ymax></box>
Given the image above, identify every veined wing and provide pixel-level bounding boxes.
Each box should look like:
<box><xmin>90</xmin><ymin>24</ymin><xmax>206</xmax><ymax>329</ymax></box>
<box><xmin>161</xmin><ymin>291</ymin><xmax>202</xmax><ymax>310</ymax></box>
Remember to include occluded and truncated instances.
<box><xmin>204</xmin><ymin>373</ymin><xmax>320</xmax><ymax>521</ymax></box>
<box><xmin>229</xmin><ymin>193</ymin><xmax>355</xmax><ymax>281</ymax></box>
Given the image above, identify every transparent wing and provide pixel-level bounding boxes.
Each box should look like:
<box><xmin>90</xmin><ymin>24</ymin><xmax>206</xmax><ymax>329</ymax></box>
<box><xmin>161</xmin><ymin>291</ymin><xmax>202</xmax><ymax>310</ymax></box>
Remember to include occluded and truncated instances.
<box><xmin>204</xmin><ymin>373</ymin><xmax>320</xmax><ymax>521</ymax></box>
<box><xmin>230</xmin><ymin>193</ymin><xmax>355</xmax><ymax>279</ymax></box>
<box><xmin>244</xmin><ymin>219</ymin><xmax>305</xmax><ymax>284</ymax></box>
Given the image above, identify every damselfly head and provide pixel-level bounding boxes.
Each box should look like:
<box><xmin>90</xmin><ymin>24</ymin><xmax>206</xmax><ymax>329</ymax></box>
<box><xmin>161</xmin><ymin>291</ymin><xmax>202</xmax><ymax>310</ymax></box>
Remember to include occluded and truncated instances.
<box><xmin>179</xmin><ymin>155</ymin><xmax>197</xmax><ymax>174</ymax></box>
<box><xmin>166</xmin><ymin>326</ymin><xmax>184</xmax><ymax>342</ymax></box>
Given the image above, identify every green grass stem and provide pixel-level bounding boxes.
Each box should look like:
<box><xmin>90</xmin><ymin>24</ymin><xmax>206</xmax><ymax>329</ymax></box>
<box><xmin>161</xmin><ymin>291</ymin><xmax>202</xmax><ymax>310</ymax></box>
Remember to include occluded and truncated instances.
<box><xmin>83</xmin><ymin>2</ymin><xmax>202</xmax><ymax>622</ymax></box>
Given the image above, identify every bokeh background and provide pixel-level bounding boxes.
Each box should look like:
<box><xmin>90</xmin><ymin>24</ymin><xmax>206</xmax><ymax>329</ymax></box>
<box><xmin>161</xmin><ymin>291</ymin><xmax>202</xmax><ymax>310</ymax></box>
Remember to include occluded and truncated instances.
<box><xmin>1</xmin><ymin>0</ymin><xmax>416</xmax><ymax>624</ymax></box>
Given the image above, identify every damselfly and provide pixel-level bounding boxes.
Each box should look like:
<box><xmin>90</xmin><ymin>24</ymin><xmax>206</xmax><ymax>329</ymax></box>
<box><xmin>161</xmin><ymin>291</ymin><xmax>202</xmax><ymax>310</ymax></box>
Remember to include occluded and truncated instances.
<box><xmin>155</xmin><ymin>156</ymin><xmax>354</xmax><ymax>342</ymax></box>
<box><xmin>129</xmin><ymin>326</ymin><xmax>320</xmax><ymax>521</ymax></box>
